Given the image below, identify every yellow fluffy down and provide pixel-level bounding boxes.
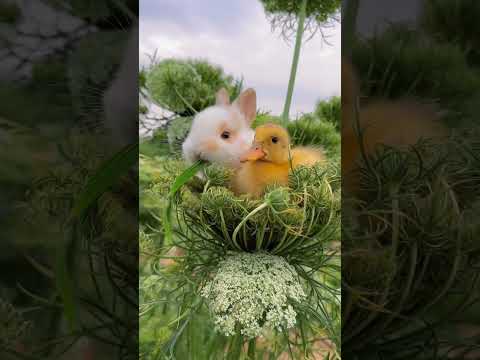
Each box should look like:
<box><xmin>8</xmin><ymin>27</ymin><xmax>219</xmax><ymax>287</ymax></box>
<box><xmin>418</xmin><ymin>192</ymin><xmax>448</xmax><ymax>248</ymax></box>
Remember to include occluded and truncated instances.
<box><xmin>290</xmin><ymin>146</ymin><xmax>326</xmax><ymax>168</ymax></box>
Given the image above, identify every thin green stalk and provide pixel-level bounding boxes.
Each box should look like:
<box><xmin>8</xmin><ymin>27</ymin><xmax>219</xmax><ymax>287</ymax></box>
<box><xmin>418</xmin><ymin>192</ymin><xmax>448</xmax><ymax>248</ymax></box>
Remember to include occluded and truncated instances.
<box><xmin>164</xmin><ymin>160</ymin><xmax>207</xmax><ymax>244</ymax></box>
<box><xmin>227</xmin><ymin>332</ymin><xmax>243</xmax><ymax>360</ymax></box>
<box><xmin>408</xmin><ymin>182</ymin><xmax>462</xmax><ymax>319</ymax></box>
<box><xmin>219</xmin><ymin>209</ymin><xmax>233</xmax><ymax>245</ymax></box>
<box><xmin>271</xmin><ymin>227</ymin><xmax>291</xmax><ymax>254</ymax></box>
<box><xmin>256</xmin><ymin>222</ymin><xmax>267</xmax><ymax>250</ymax></box>
<box><xmin>282</xmin><ymin>0</ymin><xmax>307</xmax><ymax>122</ymax></box>
<box><xmin>232</xmin><ymin>202</ymin><xmax>268</xmax><ymax>250</ymax></box>
<box><xmin>248</xmin><ymin>338</ymin><xmax>256</xmax><ymax>360</ymax></box>
<box><xmin>371</xmin><ymin>241</ymin><xmax>418</xmax><ymax>340</ymax></box>
<box><xmin>344</xmin><ymin>185</ymin><xmax>401</xmax><ymax>344</ymax></box>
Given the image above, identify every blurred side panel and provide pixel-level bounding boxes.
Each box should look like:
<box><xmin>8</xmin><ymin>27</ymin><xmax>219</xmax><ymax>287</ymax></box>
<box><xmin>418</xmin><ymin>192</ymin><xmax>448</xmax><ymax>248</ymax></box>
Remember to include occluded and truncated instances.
<box><xmin>342</xmin><ymin>0</ymin><xmax>480</xmax><ymax>358</ymax></box>
<box><xmin>0</xmin><ymin>1</ymin><xmax>139</xmax><ymax>359</ymax></box>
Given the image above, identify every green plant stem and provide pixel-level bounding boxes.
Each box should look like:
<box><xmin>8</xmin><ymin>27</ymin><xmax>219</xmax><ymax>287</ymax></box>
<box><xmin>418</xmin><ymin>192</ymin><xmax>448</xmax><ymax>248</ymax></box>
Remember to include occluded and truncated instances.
<box><xmin>227</xmin><ymin>332</ymin><xmax>243</xmax><ymax>360</ymax></box>
<box><xmin>164</xmin><ymin>160</ymin><xmax>207</xmax><ymax>244</ymax></box>
<box><xmin>232</xmin><ymin>202</ymin><xmax>268</xmax><ymax>250</ymax></box>
<box><xmin>282</xmin><ymin>0</ymin><xmax>307</xmax><ymax>123</ymax></box>
<box><xmin>248</xmin><ymin>338</ymin><xmax>256</xmax><ymax>359</ymax></box>
<box><xmin>344</xmin><ymin>185</ymin><xmax>401</xmax><ymax>345</ymax></box>
<box><xmin>174</xmin><ymin>86</ymin><xmax>198</xmax><ymax>115</ymax></box>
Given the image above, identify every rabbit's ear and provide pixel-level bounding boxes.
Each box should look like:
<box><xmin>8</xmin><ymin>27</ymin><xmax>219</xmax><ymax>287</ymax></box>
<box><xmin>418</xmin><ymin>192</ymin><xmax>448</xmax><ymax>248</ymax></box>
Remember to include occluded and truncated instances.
<box><xmin>234</xmin><ymin>88</ymin><xmax>256</xmax><ymax>125</ymax></box>
<box><xmin>215</xmin><ymin>88</ymin><xmax>230</xmax><ymax>105</ymax></box>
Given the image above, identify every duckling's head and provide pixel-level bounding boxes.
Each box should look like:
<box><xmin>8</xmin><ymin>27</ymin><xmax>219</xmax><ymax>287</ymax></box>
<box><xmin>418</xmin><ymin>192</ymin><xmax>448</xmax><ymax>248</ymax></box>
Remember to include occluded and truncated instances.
<box><xmin>240</xmin><ymin>123</ymin><xmax>291</xmax><ymax>165</ymax></box>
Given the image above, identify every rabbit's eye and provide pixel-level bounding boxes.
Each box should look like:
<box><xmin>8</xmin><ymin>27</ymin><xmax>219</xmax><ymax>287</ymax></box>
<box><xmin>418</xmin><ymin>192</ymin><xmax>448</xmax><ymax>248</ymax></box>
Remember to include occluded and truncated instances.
<box><xmin>221</xmin><ymin>131</ymin><xmax>230</xmax><ymax>139</ymax></box>
<box><xmin>271</xmin><ymin>136</ymin><xmax>279</xmax><ymax>144</ymax></box>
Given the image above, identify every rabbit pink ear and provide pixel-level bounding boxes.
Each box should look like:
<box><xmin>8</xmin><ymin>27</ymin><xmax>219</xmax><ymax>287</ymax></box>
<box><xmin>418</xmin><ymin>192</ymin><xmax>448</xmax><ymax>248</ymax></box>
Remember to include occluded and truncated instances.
<box><xmin>215</xmin><ymin>88</ymin><xmax>230</xmax><ymax>105</ymax></box>
<box><xmin>234</xmin><ymin>88</ymin><xmax>256</xmax><ymax>125</ymax></box>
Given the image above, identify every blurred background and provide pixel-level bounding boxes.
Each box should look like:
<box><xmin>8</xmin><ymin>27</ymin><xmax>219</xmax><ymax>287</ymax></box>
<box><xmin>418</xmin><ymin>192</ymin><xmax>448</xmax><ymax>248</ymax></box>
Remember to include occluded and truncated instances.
<box><xmin>0</xmin><ymin>0</ymin><xmax>139</xmax><ymax>359</ymax></box>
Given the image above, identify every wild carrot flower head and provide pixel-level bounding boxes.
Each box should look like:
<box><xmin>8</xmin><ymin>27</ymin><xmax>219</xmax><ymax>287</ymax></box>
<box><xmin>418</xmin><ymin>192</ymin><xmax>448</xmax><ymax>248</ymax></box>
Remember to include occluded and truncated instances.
<box><xmin>200</xmin><ymin>252</ymin><xmax>306</xmax><ymax>338</ymax></box>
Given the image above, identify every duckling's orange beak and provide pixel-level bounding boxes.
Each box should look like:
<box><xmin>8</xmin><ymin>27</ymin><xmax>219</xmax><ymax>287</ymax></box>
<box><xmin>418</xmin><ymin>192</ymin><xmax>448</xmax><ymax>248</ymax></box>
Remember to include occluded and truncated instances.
<box><xmin>240</xmin><ymin>146</ymin><xmax>265</xmax><ymax>162</ymax></box>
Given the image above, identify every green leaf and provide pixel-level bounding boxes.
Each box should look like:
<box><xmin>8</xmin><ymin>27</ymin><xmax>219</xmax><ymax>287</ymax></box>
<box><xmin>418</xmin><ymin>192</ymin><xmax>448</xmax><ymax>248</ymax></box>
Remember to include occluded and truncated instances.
<box><xmin>169</xmin><ymin>160</ymin><xmax>207</xmax><ymax>197</ymax></box>
<box><xmin>163</xmin><ymin>160</ymin><xmax>207</xmax><ymax>243</ymax></box>
<box><xmin>281</xmin><ymin>0</ymin><xmax>307</xmax><ymax>122</ymax></box>
<box><xmin>71</xmin><ymin>142</ymin><xmax>138</xmax><ymax>218</ymax></box>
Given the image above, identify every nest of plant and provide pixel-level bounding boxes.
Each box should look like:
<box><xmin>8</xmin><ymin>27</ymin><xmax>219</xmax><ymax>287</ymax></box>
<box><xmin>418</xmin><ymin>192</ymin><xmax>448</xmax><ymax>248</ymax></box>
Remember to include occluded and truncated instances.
<box><xmin>177</xmin><ymin>161</ymin><xmax>340</xmax><ymax>254</ymax></box>
<box><xmin>146</xmin><ymin>154</ymin><xmax>341</xmax><ymax>357</ymax></box>
<box><xmin>342</xmin><ymin>129</ymin><xmax>480</xmax><ymax>358</ymax></box>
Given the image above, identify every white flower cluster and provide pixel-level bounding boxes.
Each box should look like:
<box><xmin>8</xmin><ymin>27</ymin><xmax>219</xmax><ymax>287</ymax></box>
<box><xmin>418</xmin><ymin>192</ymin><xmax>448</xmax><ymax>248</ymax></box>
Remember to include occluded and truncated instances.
<box><xmin>200</xmin><ymin>252</ymin><xmax>306</xmax><ymax>338</ymax></box>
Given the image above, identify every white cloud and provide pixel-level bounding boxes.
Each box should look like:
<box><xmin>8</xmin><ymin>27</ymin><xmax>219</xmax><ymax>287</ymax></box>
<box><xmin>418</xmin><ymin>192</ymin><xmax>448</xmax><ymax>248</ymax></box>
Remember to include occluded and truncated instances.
<box><xmin>139</xmin><ymin>0</ymin><xmax>340</xmax><ymax>117</ymax></box>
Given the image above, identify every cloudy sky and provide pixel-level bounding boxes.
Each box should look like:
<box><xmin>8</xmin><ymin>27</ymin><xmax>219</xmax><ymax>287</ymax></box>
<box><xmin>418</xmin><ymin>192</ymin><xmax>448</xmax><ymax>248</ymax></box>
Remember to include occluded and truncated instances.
<box><xmin>139</xmin><ymin>0</ymin><xmax>341</xmax><ymax>117</ymax></box>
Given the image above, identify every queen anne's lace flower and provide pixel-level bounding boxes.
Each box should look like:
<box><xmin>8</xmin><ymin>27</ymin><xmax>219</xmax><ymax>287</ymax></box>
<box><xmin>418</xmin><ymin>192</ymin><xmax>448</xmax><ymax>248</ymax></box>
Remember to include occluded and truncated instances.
<box><xmin>200</xmin><ymin>252</ymin><xmax>306</xmax><ymax>338</ymax></box>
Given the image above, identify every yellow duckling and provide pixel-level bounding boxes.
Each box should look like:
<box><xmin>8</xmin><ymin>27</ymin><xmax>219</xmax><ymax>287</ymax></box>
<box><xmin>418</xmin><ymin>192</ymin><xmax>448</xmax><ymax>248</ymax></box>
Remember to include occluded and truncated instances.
<box><xmin>232</xmin><ymin>123</ymin><xmax>325</xmax><ymax>198</ymax></box>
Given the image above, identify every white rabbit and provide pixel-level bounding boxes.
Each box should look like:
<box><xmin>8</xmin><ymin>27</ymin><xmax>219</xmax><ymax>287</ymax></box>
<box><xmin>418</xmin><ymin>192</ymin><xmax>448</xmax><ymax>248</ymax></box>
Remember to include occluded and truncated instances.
<box><xmin>182</xmin><ymin>87</ymin><xmax>256</xmax><ymax>170</ymax></box>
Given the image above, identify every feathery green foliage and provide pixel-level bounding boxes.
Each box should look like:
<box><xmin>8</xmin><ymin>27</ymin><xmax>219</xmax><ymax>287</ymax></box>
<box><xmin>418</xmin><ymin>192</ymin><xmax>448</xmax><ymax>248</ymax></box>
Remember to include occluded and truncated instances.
<box><xmin>172</xmin><ymin>161</ymin><xmax>339</xmax><ymax>255</ymax></box>
<box><xmin>259</xmin><ymin>0</ymin><xmax>340</xmax><ymax>24</ymax></box>
<box><xmin>314</xmin><ymin>96</ymin><xmax>340</xmax><ymax>130</ymax></box>
<box><xmin>146</xmin><ymin>58</ymin><xmax>241</xmax><ymax>115</ymax></box>
<box><xmin>166</xmin><ymin>116</ymin><xmax>194</xmax><ymax>153</ymax></box>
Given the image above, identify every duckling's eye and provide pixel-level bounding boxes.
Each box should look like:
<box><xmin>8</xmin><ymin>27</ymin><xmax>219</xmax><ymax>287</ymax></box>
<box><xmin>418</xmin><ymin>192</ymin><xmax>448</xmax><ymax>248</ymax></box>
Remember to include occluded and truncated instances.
<box><xmin>271</xmin><ymin>136</ymin><xmax>279</xmax><ymax>144</ymax></box>
<box><xmin>221</xmin><ymin>131</ymin><xmax>230</xmax><ymax>139</ymax></box>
